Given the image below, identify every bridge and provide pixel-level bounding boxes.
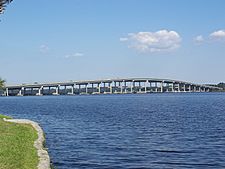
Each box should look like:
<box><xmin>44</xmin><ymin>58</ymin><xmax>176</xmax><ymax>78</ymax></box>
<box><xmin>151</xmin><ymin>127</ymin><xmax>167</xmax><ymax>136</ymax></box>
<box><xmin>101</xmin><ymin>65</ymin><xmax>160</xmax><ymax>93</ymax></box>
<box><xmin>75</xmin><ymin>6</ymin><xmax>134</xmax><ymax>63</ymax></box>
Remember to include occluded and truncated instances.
<box><xmin>2</xmin><ymin>78</ymin><xmax>221</xmax><ymax>96</ymax></box>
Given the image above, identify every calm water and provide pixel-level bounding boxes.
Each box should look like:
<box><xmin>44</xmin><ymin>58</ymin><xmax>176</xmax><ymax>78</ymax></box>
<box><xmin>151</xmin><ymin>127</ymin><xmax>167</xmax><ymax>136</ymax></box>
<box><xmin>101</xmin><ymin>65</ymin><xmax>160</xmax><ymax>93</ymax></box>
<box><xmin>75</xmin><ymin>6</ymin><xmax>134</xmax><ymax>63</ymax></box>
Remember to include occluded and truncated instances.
<box><xmin>0</xmin><ymin>93</ymin><xmax>225</xmax><ymax>169</ymax></box>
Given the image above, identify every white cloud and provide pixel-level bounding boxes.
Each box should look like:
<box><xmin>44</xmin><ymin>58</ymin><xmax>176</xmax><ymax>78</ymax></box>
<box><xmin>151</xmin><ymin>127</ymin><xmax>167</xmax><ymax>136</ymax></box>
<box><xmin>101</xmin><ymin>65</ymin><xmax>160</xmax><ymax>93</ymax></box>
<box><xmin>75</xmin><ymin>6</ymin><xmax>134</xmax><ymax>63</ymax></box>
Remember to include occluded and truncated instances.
<box><xmin>39</xmin><ymin>44</ymin><xmax>49</xmax><ymax>53</ymax></box>
<box><xmin>120</xmin><ymin>30</ymin><xmax>181</xmax><ymax>53</ymax></box>
<box><xmin>119</xmin><ymin>37</ymin><xmax>128</xmax><ymax>42</ymax></box>
<box><xmin>64</xmin><ymin>52</ymin><xmax>84</xmax><ymax>59</ymax></box>
<box><xmin>194</xmin><ymin>35</ymin><xmax>204</xmax><ymax>44</ymax></box>
<box><xmin>210</xmin><ymin>30</ymin><xmax>225</xmax><ymax>40</ymax></box>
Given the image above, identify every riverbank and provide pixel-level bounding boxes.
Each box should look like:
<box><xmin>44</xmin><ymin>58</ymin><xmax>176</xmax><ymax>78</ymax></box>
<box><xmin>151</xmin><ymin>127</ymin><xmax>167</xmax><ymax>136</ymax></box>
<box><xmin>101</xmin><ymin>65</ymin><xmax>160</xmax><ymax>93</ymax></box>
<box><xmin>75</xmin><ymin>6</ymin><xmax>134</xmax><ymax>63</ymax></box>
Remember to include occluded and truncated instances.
<box><xmin>0</xmin><ymin>114</ymin><xmax>50</xmax><ymax>169</ymax></box>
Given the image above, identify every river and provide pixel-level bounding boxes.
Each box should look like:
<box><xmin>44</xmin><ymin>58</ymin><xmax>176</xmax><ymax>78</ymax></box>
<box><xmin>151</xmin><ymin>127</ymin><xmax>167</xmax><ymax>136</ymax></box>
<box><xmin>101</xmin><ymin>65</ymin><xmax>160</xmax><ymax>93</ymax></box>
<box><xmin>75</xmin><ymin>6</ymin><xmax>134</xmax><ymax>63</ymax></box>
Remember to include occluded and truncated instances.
<box><xmin>0</xmin><ymin>93</ymin><xmax>225</xmax><ymax>169</ymax></box>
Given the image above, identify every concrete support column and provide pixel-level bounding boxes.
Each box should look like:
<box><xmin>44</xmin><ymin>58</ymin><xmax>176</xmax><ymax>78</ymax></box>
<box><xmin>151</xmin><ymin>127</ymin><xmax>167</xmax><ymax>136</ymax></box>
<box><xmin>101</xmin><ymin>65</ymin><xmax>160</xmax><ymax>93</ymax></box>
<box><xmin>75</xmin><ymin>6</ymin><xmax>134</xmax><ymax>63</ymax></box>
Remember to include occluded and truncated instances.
<box><xmin>171</xmin><ymin>83</ymin><xmax>174</xmax><ymax>92</ymax></box>
<box><xmin>155</xmin><ymin>82</ymin><xmax>158</xmax><ymax>92</ymax></box>
<box><xmin>71</xmin><ymin>85</ymin><xmax>74</xmax><ymax>94</ymax></box>
<box><xmin>91</xmin><ymin>83</ymin><xmax>94</xmax><ymax>94</ymax></box>
<box><xmin>55</xmin><ymin>85</ymin><xmax>60</xmax><ymax>95</ymax></box>
<box><xmin>6</xmin><ymin>88</ymin><xmax>9</xmax><ymax>96</ymax></box>
<box><xmin>37</xmin><ymin>86</ymin><xmax>43</xmax><ymax>96</ymax></box>
<box><xmin>131</xmin><ymin>81</ymin><xmax>134</xmax><ymax>93</ymax></box>
<box><xmin>149</xmin><ymin>82</ymin><xmax>151</xmax><ymax>92</ymax></box>
<box><xmin>165</xmin><ymin>83</ymin><xmax>168</xmax><ymax>92</ymax></box>
<box><xmin>124</xmin><ymin>81</ymin><xmax>127</xmax><ymax>93</ymax></box>
<box><xmin>85</xmin><ymin>84</ymin><xmax>88</xmax><ymax>94</ymax></box>
<box><xmin>98</xmin><ymin>83</ymin><xmax>101</xmax><ymax>94</ymax></box>
<box><xmin>194</xmin><ymin>86</ymin><xmax>196</xmax><ymax>92</ymax></box>
<box><xmin>18</xmin><ymin>87</ymin><xmax>24</xmax><ymax>96</ymax></box>
<box><xmin>178</xmin><ymin>83</ymin><xmax>181</xmax><ymax>92</ymax></box>
<box><xmin>161</xmin><ymin>81</ymin><xmax>164</xmax><ymax>93</ymax></box>
<box><xmin>183</xmin><ymin>84</ymin><xmax>186</xmax><ymax>92</ymax></box>
<box><xmin>189</xmin><ymin>85</ymin><xmax>191</xmax><ymax>92</ymax></box>
<box><xmin>103</xmin><ymin>82</ymin><xmax>106</xmax><ymax>93</ymax></box>
<box><xmin>145</xmin><ymin>80</ymin><xmax>148</xmax><ymax>93</ymax></box>
<box><xmin>139</xmin><ymin>82</ymin><xmax>141</xmax><ymax>93</ymax></box>
<box><xmin>114</xmin><ymin>81</ymin><xmax>117</xmax><ymax>93</ymax></box>
<box><xmin>110</xmin><ymin>82</ymin><xmax>113</xmax><ymax>94</ymax></box>
<box><xmin>120</xmin><ymin>82</ymin><xmax>123</xmax><ymax>93</ymax></box>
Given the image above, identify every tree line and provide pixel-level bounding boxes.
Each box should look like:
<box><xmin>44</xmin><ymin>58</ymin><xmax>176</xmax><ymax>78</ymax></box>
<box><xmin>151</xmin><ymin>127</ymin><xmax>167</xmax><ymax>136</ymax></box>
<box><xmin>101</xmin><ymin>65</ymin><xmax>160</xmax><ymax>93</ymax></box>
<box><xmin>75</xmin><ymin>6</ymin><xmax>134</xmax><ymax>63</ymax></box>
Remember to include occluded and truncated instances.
<box><xmin>0</xmin><ymin>78</ymin><xmax>5</xmax><ymax>89</ymax></box>
<box><xmin>216</xmin><ymin>82</ymin><xmax>225</xmax><ymax>90</ymax></box>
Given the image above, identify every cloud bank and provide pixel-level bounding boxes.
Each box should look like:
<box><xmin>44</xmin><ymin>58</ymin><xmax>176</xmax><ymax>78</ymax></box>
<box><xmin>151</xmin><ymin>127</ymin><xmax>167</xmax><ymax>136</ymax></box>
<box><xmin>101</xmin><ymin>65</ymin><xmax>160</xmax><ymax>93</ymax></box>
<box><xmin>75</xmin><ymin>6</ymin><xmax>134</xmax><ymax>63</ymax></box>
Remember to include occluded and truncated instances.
<box><xmin>120</xmin><ymin>30</ymin><xmax>181</xmax><ymax>53</ymax></box>
<box><xmin>210</xmin><ymin>30</ymin><xmax>225</xmax><ymax>40</ymax></box>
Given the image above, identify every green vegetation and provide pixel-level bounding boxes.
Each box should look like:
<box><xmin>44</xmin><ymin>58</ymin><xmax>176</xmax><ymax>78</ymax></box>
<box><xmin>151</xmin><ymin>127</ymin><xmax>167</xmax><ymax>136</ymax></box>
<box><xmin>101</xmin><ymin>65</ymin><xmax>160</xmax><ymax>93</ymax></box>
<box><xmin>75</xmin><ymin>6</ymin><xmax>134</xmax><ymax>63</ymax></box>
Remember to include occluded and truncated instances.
<box><xmin>0</xmin><ymin>115</ymin><xmax>39</xmax><ymax>169</ymax></box>
<box><xmin>0</xmin><ymin>114</ymin><xmax>11</xmax><ymax>119</ymax></box>
<box><xmin>216</xmin><ymin>82</ymin><xmax>225</xmax><ymax>91</ymax></box>
<box><xmin>0</xmin><ymin>78</ymin><xmax>6</xmax><ymax>95</ymax></box>
<box><xmin>0</xmin><ymin>0</ymin><xmax>13</xmax><ymax>14</ymax></box>
<box><xmin>0</xmin><ymin>78</ymin><xmax>5</xmax><ymax>89</ymax></box>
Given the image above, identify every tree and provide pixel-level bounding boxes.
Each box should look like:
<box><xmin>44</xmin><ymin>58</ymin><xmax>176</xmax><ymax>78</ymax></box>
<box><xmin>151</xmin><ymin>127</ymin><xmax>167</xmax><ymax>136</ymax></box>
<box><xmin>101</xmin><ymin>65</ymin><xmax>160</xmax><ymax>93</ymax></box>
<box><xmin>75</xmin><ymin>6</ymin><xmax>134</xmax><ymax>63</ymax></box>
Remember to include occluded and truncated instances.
<box><xmin>0</xmin><ymin>0</ymin><xmax>13</xmax><ymax>14</ymax></box>
<box><xmin>217</xmin><ymin>82</ymin><xmax>225</xmax><ymax>90</ymax></box>
<box><xmin>0</xmin><ymin>78</ymin><xmax>5</xmax><ymax>89</ymax></box>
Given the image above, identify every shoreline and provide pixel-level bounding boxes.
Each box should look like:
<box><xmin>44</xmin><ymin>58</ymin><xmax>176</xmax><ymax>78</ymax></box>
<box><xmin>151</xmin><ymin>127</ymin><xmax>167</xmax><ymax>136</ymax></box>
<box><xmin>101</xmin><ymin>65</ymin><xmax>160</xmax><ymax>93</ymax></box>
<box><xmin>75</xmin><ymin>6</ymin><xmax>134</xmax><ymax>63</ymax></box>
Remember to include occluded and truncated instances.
<box><xmin>3</xmin><ymin>118</ymin><xmax>51</xmax><ymax>169</ymax></box>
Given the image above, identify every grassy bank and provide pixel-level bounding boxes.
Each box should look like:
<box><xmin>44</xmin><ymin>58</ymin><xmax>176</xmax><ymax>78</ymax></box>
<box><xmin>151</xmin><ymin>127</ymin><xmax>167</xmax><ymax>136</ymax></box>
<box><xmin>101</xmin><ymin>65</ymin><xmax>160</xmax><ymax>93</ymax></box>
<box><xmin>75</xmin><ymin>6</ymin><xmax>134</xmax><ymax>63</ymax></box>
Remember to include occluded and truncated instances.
<box><xmin>0</xmin><ymin>115</ymin><xmax>39</xmax><ymax>169</ymax></box>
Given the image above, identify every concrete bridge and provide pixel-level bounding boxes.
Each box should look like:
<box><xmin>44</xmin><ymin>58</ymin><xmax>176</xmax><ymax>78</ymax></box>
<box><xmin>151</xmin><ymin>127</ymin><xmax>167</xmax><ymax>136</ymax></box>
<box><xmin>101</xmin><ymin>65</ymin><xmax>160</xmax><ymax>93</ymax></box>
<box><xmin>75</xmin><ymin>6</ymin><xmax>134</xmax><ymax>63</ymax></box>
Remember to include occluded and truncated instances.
<box><xmin>2</xmin><ymin>78</ymin><xmax>221</xmax><ymax>96</ymax></box>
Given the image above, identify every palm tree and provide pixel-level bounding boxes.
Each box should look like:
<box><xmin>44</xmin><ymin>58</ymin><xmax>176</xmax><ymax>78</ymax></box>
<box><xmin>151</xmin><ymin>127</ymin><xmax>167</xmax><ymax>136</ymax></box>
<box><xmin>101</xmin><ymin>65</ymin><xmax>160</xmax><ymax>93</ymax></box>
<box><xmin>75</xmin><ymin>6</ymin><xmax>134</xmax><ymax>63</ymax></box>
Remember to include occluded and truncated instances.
<box><xmin>0</xmin><ymin>78</ymin><xmax>5</xmax><ymax>89</ymax></box>
<box><xmin>0</xmin><ymin>0</ymin><xmax>13</xmax><ymax>14</ymax></box>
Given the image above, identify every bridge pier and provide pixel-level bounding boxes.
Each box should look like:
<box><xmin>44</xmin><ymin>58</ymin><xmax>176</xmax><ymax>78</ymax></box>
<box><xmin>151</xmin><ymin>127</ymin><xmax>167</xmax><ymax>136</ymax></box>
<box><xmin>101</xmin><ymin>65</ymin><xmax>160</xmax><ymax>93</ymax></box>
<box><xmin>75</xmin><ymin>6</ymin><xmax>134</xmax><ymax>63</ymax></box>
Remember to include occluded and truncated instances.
<box><xmin>144</xmin><ymin>80</ymin><xmax>148</xmax><ymax>93</ymax></box>
<box><xmin>183</xmin><ymin>84</ymin><xmax>186</xmax><ymax>92</ymax></box>
<box><xmin>171</xmin><ymin>83</ymin><xmax>174</xmax><ymax>92</ymax></box>
<box><xmin>85</xmin><ymin>84</ymin><xmax>88</xmax><ymax>94</ymax></box>
<box><xmin>54</xmin><ymin>85</ymin><xmax>60</xmax><ymax>95</ymax></box>
<box><xmin>178</xmin><ymin>83</ymin><xmax>181</xmax><ymax>92</ymax></box>
<box><xmin>91</xmin><ymin>83</ymin><xmax>94</xmax><ymax>94</ymax></box>
<box><xmin>98</xmin><ymin>83</ymin><xmax>101</xmax><ymax>94</ymax></box>
<box><xmin>155</xmin><ymin>84</ymin><xmax>158</xmax><ymax>92</ymax></box>
<box><xmin>17</xmin><ymin>87</ymin><xmax>24</xmax><ymax>96</ymax></box>
<box><xmin>68</xmin><ymin>84</ymin><xmax>74</xmax><ymax>95</ymax></box>
<box><xmin>5</xmin><ymin>88</ymin><xmax>9</xmax><ymax>96</ymax></box>
<box><xmin>188</xmin><ymin>85</ymin><xmax>191</xmax><ymax>92</ymax></box>
<box><xmin>109</xmin><ymin>82</ymin><xmax>112</xmax><ymax>94</ymax></box>
<box><xmin>130</xmin><ymin>81</ymin><xmax>133</xmax><ymax>93</ymax></box>
<box><xmin>161</xmin><ymin>81</ymin><xmax>164</xmax><ymax>93</ymax></box>
<box><xmin>36</xmin><ymin>86</ymin><xmax>43</xmax><ymax>96</ymax></box>
<box><xmin>119</xmin><ymin>81</ymin><xmax>122</xmax><ymax>94</ymax></box>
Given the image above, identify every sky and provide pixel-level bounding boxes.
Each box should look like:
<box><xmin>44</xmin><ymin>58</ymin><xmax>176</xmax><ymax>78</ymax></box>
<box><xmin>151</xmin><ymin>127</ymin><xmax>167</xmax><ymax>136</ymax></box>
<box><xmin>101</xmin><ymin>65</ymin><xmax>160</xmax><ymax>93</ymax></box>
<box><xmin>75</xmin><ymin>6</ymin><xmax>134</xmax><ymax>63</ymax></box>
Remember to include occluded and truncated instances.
<box><xmin>1</xmin><ymin>0</ymin><xmax>225</xmax><ymax>85</ymax></box>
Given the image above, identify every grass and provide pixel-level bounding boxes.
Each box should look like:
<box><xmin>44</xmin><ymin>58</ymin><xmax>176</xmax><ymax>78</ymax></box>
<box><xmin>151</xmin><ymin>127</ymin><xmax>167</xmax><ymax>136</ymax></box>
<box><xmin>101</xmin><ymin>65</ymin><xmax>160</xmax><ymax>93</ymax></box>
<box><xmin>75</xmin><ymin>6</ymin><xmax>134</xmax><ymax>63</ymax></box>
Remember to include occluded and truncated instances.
<box><xmin>0</xmin><ymin>115</ymin><xmax>39</xmax><ymax>169</ymax></box>
<box><xmin>0</xmin><ymin>114</ymin><xmax>11</xmax><ymax>119</ymax></box>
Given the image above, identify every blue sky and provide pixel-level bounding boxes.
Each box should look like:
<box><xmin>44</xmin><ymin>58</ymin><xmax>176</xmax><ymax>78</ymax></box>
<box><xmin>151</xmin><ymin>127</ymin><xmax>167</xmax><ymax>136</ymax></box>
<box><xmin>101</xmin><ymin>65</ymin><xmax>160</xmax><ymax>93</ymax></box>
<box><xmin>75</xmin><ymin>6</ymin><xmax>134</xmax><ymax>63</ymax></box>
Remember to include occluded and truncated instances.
<box><xmin>1</xmin><ymin>0</ymin><xmax>225</xmax><ymax>85</ymax></box>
